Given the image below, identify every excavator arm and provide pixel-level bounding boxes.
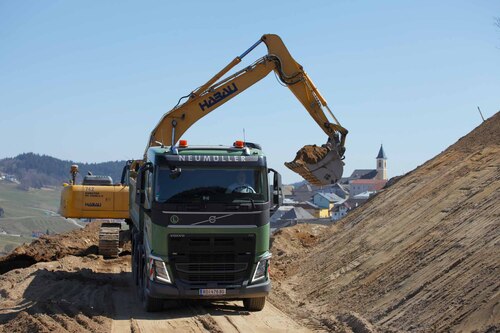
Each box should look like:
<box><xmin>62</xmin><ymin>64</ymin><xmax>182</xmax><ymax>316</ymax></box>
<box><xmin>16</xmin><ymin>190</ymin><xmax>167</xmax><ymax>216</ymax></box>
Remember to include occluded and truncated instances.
<box><xmin>147</xmin><ymin>34</ymin><xmax>348</xmax><ymax>185</ymax></box>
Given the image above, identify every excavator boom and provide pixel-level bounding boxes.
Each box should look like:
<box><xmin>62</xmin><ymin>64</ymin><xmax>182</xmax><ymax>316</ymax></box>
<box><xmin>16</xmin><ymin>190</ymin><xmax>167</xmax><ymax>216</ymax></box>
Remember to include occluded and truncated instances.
<box><xmin>147</xmin><ymin>34</ymin><xmax>347</xmax><ymax>185</ymax></box>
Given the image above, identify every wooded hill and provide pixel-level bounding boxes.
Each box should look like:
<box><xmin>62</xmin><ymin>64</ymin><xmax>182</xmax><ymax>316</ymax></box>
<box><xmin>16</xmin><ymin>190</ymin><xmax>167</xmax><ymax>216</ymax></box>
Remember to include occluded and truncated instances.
<box><xmin>0</xmin><ymin>153</ymin><xmax>126</xmax><ymax>189</ymax></box>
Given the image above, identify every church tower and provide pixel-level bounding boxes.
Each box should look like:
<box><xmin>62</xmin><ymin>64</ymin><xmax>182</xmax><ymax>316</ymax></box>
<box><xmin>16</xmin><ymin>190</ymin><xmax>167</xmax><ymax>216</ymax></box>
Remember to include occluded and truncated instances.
<box><xmin>376</xmin><ymin>144</ymin><xmax>387</xmax><ymax>180</ymax></box>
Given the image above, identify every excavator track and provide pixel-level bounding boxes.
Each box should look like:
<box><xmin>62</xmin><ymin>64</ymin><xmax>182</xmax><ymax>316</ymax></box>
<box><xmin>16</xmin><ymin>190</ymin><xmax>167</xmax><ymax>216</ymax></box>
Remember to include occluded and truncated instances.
<box><xmin>99</xmin><ymin>222</ymin><xmax>121</xmax><ymax>258</ymax></box>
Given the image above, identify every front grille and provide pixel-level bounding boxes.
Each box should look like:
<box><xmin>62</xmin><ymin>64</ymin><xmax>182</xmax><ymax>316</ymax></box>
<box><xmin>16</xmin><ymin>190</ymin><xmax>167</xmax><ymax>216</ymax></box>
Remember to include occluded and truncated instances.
<box><xmin>168</xmin><ymin>234</ymin><xmax>255</xmax><ymax>286</ymax></box>
<box><xmin>176</xmin><ymin>263</ymin><xmax>248</xmax><ymax>273</ymax></box>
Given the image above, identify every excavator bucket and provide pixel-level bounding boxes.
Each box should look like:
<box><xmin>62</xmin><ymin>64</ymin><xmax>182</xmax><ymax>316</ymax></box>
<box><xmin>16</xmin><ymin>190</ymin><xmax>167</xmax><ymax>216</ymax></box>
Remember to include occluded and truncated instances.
<box><xmin>285</xmin><ymin>145</ymin><xmax>344</xmax><ymax>186</ymax></box>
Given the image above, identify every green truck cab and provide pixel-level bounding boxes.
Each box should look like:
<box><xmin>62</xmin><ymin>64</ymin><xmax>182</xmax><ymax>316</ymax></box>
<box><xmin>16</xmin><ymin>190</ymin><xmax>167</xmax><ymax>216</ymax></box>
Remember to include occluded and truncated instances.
<box><xmin>127</xmin><ymin>141</ymin><xmax>282</xmax><ymax>312</ymax></box>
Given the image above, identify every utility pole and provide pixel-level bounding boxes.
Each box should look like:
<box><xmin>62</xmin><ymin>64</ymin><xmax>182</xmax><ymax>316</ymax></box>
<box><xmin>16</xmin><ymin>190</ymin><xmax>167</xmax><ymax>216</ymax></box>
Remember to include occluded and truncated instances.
<box><xmin>477</xmin><ymin>106</ymin><xmax>485</xmax><ymax>122</ymax></box>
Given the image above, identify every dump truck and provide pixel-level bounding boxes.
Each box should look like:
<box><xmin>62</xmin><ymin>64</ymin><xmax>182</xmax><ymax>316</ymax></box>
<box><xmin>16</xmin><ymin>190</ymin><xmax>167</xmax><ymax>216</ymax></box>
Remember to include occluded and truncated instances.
<box><xmin>127</xmin><ymin>141</ymin><xmax>280</xmax><ymax>311</ymax></box>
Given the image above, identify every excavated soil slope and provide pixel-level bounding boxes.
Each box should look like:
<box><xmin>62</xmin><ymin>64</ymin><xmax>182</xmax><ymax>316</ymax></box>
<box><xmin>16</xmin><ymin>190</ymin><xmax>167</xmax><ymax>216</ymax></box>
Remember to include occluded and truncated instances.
<box><xmin>0</xmin><ymin>222</ymin><xmax>102</xmax><ymax>274</ymax></box>
<box><xmin>271</xmin><ymin>112</ymin><xmax>500</xmax><ymax>332</ymax></box>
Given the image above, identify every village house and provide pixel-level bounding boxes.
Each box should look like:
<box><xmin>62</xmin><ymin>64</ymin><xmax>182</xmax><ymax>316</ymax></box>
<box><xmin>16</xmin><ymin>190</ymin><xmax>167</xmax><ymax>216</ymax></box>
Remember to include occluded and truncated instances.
<box><xmin>349</xmin><ymin>179</ymin><xmax>388</xmax><ymax>197</ymax></box>
<box><xmin>331</xmin><ymin>201</ymin><xmax>351</xmax><ymax>221</ymax></box>
<box><xmin>347</xmin><ymin>191</ymin><xmax>377</xmax><ymax>208</ymax></box>
<box><xmin>312</xmin><ymin>192</ymin><xmax>343</xmax><ymax>210</ymax></box>
<box><xmin>295</xmin><ymin>201</ymin><xmax>329</xmax><ymax>218</ymax></box>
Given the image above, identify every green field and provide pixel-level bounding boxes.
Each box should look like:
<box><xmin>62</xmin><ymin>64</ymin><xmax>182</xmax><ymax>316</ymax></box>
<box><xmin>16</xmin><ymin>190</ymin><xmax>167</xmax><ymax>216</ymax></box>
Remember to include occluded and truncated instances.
<box><xmin>0</xmin><ymin>182</ymin><xmax>62</xmax><ymax>218</ymax></box>
<box><xmin>0</xmin><ymin>234</ymin><xmax>34</xmax><ymax>256</ymax></box>
<box><xmin>0</xmin><ymin>182</ymin><xmax>80</xmax><ymax>254</ymax></box>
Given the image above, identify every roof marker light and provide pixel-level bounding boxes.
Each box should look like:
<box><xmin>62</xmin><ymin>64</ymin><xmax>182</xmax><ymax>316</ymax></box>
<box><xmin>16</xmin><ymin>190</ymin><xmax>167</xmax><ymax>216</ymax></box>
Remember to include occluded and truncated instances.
<box><xmin>234</xmin><ymin>140</ymin><xmax>244</xmax><ymax>148</ymax></box>
<box><xmin>179</xmin><ymin>139</ymin><xmax>188</xmax><ymax>148</ymax></box>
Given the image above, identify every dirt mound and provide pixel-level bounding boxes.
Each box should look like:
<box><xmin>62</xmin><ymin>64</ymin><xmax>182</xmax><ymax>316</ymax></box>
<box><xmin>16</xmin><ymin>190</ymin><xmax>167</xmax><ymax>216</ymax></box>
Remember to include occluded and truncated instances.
<box><xmin>270</xmin><ymin>224</ymin><xmax>328</xmax><ymax>281</ymax></box>
<box><xmin>288</xmin><ymin>145</ymin><xmax>329</xmax><ymax>164</ymax></box>
<box><xmin>272</xmin><ymin>112</ymin><xmax>500</xmax><ymax>332</ymax></box>
<box><xmin>0</xmin><ymin>222</ymin><xmax>101</xmax><ymax>274</ymax></box>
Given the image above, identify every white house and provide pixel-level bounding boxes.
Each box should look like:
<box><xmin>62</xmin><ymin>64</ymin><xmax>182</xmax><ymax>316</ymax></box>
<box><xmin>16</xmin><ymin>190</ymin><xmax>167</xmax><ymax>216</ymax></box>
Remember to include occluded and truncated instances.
<box><xmin>331</xmin><ymin>202</ymin><xmax>351</xmax><ymax>221</ymax></box>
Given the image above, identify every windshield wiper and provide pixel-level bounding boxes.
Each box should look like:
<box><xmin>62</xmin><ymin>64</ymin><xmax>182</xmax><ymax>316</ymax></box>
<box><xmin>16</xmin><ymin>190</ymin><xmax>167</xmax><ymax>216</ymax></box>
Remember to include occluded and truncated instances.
<box><xmin>233</xmin><ymin>198</ymin><xmax>257</xmax><ymax>210</ymax></box>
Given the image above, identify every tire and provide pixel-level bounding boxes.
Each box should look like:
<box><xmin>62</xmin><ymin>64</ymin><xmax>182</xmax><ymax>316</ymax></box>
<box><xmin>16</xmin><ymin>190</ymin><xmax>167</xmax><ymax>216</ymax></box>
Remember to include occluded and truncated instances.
<box><xmin>136</xmin><ymin>247</ymin><xmax>145</xmax><ymax>300</ymax></box>
<box><xmin>243</xmin><ymin>297</ymin><xmax>266</xmax><ymax>311</ymax></box>
<box><xmin>132</xmin><ymin>246</ymin><xmax>140</xmax><ymax>285</ymax></box>
<box><xmin>143</xmin><ymin>292</ymin><xmax>164</xmax><ymax>312</ymax></box>
<box><xmin>131</xmin><ymin>231</ymin><xmax>140</xmax><ymax>286</ymax></box>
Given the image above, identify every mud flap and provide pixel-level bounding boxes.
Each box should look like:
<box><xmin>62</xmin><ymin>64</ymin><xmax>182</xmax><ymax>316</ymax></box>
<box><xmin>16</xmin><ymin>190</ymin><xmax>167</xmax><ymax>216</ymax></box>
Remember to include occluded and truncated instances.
<box><xmin>285</xmin><ymin>149</ymin><xmax>344</xmax><ymax>186</ymax></box>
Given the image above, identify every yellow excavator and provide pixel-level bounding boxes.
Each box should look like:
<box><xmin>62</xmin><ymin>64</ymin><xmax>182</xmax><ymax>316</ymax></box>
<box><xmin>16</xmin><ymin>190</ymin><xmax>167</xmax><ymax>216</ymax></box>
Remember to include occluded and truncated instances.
<box><xmin>60</xmin><ymin>33</ymin><xmax>348</xmax><ymax>258</ymax></box>
<box><xmin>59</xmin><ymin>164</ymin><xmax>130</xmax><ymax>257</ymax></box>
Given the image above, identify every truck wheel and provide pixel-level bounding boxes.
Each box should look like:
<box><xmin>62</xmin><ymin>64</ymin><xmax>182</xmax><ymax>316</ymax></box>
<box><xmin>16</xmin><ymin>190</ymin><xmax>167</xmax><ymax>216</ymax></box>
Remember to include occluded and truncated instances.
<box><xmin>136</xmin><ymin>247</ymin><xmax>145</xmax><ymax>300</ymax></box>
<box><xmin>132</xmin><ymin>246</ymin><xmax>139</xmax><ymax>285</ymax></box>
<box><xmin>143</xmin><ymin>293</ymin><xmax>164</xmax><ymax>312</ymax></box>
<box><xmin>142</xmin><ymin>264</ymin><xmax>163</xmax><ymax>312</ymax></box>
<box><xmin>131</xmin><ymin>230</ymin><xmax>142</xmax><ymax>286</ymax></box>
<box><xmin>243</xmin><ymin>297</ymin><xmax>266</xmax><ymax>311</ymax></box>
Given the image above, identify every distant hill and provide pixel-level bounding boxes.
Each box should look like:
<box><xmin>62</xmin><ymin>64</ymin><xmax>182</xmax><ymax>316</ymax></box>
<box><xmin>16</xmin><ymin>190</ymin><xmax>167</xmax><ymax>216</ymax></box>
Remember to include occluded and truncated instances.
<box><xmin>0</xmin><ymin>153</ymin><xmax>126</xmax><ymax>189</ymax></box>
<box><xmin>286</xmin><ymin>180</ymin><xmax>305</xmax><ymax>188</ymax></box>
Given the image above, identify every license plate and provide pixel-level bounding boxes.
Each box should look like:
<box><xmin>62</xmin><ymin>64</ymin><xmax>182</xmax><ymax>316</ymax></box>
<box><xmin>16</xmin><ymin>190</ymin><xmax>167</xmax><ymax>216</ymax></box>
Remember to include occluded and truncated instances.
<box><xmin>199</xmin><ymin>288</ymin><xmax>226</xmax><ymax>296</ymax></box>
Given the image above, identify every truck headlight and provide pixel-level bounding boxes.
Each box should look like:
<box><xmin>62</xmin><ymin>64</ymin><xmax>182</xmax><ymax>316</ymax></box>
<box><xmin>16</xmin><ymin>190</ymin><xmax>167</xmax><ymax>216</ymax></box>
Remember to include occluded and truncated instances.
<box><xmin>149</xmin><ymin>258</ymin><xmax>172</xmax><ymax>284</ymax></box>
<box><xmin>252</xmin><ymin>257</ymin><xmax>270</xmax><ymax>283</ymax></box>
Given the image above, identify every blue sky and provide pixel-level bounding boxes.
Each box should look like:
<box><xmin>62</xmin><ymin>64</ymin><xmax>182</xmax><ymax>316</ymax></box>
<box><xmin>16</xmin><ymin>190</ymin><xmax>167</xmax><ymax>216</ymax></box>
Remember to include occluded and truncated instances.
<box><xmin>1</xmin><ymin>0</ymin><xmax>499</xmax><ymax>183</ymax></box>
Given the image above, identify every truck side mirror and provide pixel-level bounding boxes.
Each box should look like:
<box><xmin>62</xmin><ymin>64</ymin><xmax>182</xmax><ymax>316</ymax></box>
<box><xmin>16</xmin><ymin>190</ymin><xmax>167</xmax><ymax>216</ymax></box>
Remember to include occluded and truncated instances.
<box><xmin>169</xmin><ymin>167</ymin><xmax>182</xmax><ymax>179</ymax></box>
<box><xmin>268</xmin><ymin>168</ymin><xmax>283</xmax><ymax>211</ymax></box>
<box><xmin>135</xmin><ymin>170</ymin><xmax>144</xmax><ymax>204</ymax></box>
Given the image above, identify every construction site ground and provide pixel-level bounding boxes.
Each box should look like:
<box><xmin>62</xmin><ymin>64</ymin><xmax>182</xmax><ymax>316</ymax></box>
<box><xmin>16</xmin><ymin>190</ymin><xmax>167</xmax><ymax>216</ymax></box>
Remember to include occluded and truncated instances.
<box><xmin>0</xmin><ymin>255</ymin><xmax>311</xmax><ymax>333</ymax></box>
<box><xmin>0</xmin><ymin>113</ymin><xmax>499</xmax><ymax>332</ymax></box>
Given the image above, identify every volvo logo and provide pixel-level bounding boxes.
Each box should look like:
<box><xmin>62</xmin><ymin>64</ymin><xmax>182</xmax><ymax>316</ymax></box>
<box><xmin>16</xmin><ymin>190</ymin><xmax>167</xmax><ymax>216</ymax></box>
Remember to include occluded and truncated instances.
<box><xmin>170</xmin><ymin>215</ymin><xmax>179</xmax><ymax>224</ymax></box>
<box><xmin>208</xmin><ymin>216</ymin><xmax>217</xmax><ymax>224</ymax></box>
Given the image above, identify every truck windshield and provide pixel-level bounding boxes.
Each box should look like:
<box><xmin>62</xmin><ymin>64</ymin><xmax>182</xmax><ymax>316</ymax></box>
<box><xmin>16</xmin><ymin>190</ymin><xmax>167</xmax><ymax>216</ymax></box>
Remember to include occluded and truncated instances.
<box><xmin>155</xmin><ymin>167</ymin><xmax>268</xmax><ymax>204</ymax></box>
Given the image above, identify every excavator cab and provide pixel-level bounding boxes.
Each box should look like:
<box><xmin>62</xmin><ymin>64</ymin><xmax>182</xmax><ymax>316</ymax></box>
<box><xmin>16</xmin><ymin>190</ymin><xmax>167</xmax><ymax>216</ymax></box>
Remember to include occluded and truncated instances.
<box><xmin>82</xmin><ymin>175</ymin><xmax>113</xmax><ymax>186</ymax></box>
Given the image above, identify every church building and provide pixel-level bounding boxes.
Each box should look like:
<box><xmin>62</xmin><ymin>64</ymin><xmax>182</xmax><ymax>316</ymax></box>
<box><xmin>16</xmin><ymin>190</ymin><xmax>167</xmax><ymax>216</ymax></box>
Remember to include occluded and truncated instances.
<box><xmin>342</xmin><ymin>145</ymin><xmax>388</xmax><ymax>197</ymax></box>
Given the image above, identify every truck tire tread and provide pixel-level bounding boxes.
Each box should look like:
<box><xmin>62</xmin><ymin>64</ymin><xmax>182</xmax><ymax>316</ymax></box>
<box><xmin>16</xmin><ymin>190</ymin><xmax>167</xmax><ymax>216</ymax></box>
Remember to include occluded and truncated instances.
<box><xmin>243</xmin><ymin>297</ymin><xmax>266</xmax><ymax>311</ymax></box>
